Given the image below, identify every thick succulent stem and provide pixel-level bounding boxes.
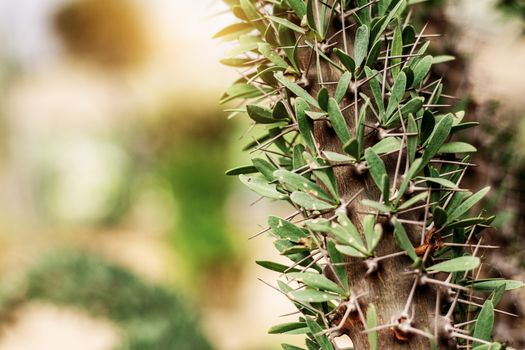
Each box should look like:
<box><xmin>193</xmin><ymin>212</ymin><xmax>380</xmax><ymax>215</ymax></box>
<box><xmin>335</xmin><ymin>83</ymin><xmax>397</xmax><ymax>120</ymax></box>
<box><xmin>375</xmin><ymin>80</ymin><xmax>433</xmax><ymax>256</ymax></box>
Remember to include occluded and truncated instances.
<box><xmin>218</xmin><ymin>1</ymin><xmax>523</xmax><ymax>349</ymax></box>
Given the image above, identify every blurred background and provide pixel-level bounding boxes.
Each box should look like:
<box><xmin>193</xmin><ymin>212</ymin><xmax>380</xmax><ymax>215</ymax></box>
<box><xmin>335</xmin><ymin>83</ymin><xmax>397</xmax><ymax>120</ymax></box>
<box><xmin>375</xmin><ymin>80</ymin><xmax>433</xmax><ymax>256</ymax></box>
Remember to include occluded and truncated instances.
<box><xmin>0</xmin><ymin>0</ymin><xmax>523</xmax><ymax>349</ymax></box>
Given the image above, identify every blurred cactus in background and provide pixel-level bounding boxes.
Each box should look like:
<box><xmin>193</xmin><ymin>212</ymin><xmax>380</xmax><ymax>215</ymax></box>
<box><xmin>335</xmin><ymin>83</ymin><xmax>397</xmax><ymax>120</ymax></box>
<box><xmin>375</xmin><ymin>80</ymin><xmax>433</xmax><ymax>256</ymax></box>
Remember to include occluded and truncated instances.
<box><xmin>0</xmin><ymin>251</ymin><xmax>213</xmax><ymax>350</ymax></box>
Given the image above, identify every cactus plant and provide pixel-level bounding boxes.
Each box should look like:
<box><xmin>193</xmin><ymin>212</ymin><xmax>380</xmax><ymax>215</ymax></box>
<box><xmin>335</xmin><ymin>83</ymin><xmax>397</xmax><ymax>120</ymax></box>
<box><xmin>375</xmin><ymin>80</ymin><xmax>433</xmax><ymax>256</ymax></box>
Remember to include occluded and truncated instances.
<box><xmin>218</xmin><ymin>1</ymin><xmax>524</xmax><ymax>349</ymax></box>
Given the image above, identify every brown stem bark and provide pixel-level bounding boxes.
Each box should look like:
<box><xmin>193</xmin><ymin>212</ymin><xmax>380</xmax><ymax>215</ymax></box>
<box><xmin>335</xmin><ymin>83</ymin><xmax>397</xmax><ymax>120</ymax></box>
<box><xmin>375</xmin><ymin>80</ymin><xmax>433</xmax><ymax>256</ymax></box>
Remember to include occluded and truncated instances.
<box><xmin>296</xmin><ymin>13</ymin><xmax>439</xmax><ymax>349</ymax></box>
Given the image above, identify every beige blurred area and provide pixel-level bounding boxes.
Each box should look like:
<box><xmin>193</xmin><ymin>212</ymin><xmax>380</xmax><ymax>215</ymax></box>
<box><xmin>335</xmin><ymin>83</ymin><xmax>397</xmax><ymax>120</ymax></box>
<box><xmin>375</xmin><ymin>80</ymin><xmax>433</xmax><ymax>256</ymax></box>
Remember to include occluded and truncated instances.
<box><xmin>0</xmin><ymin>0</ymin><xmax>523</xmax><ymax>350</ymax></box>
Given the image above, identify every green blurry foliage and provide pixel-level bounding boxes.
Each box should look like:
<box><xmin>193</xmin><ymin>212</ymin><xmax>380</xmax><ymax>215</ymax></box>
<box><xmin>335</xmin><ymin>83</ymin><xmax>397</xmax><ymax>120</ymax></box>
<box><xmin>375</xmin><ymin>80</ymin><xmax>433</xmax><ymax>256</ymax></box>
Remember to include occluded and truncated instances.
<box><xmin>136</xmin><ymin>101</ymin><xmax>242</xmax><ymax>291</ymax></box>
<box><xmin>498</xmin><ymin>0</ymin><xmax>525</xmax><ymax>30</ymax></box>
<box><xmin>0</xmin><ymin>251</ymin><xmax>212</xmax><ymax>350</ymax></box>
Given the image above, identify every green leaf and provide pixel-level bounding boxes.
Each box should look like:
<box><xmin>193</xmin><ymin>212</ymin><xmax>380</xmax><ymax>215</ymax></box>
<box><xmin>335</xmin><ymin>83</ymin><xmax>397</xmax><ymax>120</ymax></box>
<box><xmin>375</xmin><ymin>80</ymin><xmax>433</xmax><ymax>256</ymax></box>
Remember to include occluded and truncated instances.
<box><xmin>427</xmin><ymin>256</ymin><xmax>480</xmax><ymax>273</ymax></box>
<box><xmin>268</xmin><ymin>15</ymin><xmax>305</xmax><ymax>34</ymax></box>
<box><xmin>366</xmin><ymin>304</ymin><xmax>378</xmax><ymax>350</ymax></box>
<box><xmin>334</xmin><ymin>48</ymin><xmax>356</xmax><ymax>73</ymax></box>
<box><xmin>240</xmin><ymin>0</ymin><xmax>266</xmax><ymax>34</ymax></box>
<box><xmin>335</xmin><ymin>71</ymin><xmax>351</xmax><ymax>103</ymax></box>
<box><xmin>396</xmin><ymin>158</ymin><xmax>422</xmax><ymax>205</ymax></box>
<box><xmin>305</xmin><ymin>318</ymin><xmax>335</xmax><ymax>350</ymax></box>
<box><xmin>252</xmin><ymin>157</ymin><xmax>277</xmax><ymax>181</ymax></box>
<box><xmin>286</xmin><ymin>0</ymin><xmax>306</xmax><ymax>18</ymax></box>
<box><xmin>364</xmin><ymin>148</ymin><xmax>387</xmax><ymax>191</ymax></box>
<box><xmin>392</xmin><ymin>218</ymin><xmax>418</xmax><ymax>262</ymax></box>
<box><xmin>447</xmin><ymin>187</ymin><xmax>490</xmax><ymax>223</ymax></box>
<box><xmin>273</xmin><ymin>101</ymin><xmax>290</xmax><ymax>120</ymax></box>
<box><xmin>362</xmin><ymin>199</ymin><xmax>391</xmax><ymax>213</ymax></box>
<box><xmin>468</xmin><ymin>279</ymin><xmax>525</xmax><ymax>291</ymax></box>
<box><xmin>290</xmin><ymin>191</ymin><xmax>336</xmax><ymax>211</ymax></box>
<box><xmin>306</xmin><ymin>0</ymin><xmax>317</xmax><ymax>31</ymax></box>
<box><xmin>391</xmin><ymin>24</ymin><xmax>403</xmax><ymax>79</ymax></box>
<box><xmin>327</xmin><ymin>97</ymin><xmax>351</xmax><ymax>144</ymax></box>
<box><xmin>275</xmin><ymin>73</ymin><xmax>320</xmax><ymax>108</ymax></box>
<box><xmin>269</xmin><ymin>322</ymin><xmax>307</xmax><ymax>334</ymax></box>
<box><xmin>438</xmin><ymin>142</ymin><xmax>477</xmax><ymax>154</ymax></box>
<box><xmin>412</xmin><ymin>55</ymin><xmax>433</xmax><ymax>87</ymax></box>
<box><xmin>473</xmin><ymin>299</ymin><xmax>494</xmax><ymax>347</ymax></box>
<box><xmin>225</xmin><ymin>165</ymin><xmax>258</xmax><ymax>175</ymax></box>
<box><xmin>399</xmin><ymin>97</ymin><xmax>424</xmax><ymax>116</ymax></box>
<box><xmin>419</xmin><ymin>114</ymin><xmax>454</xmax><ymax>170</ymax></box>
<box><xmin>240</xmin><ymin>174</ymin><xmax>286</xmax><ymax>199</ymax></box>
<box><xmin>335</xmin><ymin>213</ymin><xmax>367</xmax><ymax>251</ymax></box>
<box><xmin>365</xmin><ymin>39</ymin><xmax>382</xmax><ymax>68</ymax></box>
<box><xmin>295</xmin><ymin>97</ymin><xmax>316</xmax><ymax>151</ymax></box>
<box><xmin>398</xmin><ymin>191</ymin><xmax>428</xmax><ymax>210</ymax></box>
<box><xmin>282</xmin><ymin>344</ymin><xmax>306</xmax><ymax>350</ymax></box>
<box><xmin>355</xmin><ymin>24</ymin><xmax>370</xmax><ymax>68</ymax></box>
<box><xmin>288</xmin><ymin>272</ymin><xmax>346</xmax><ymax>295</ymax></box>
<box><xmin>258</xmin><ymin>43</ymin><xmax>289</xmax><ymax>68</ymax></box>
<box><xmin>371</xmin><ymin>137</ymin><xmax>401</xmax><ymax>154</ymax></box>
<box><xmin>336</xmin><ymin>244</ymin><xmax>368</xmax><ymax>258</ymax></box>
<box><xmin>322</xmin><ymin>151</ymin><xmax>355</xmax><ymax>163</ymax></box>
<box><xmin>268</xmin><ymin>216</ymin><xmax>308</xmax><ymax>242</ymax></box>
<box><xmin>364</xmin><ymin>215</ymin><xmax>382</xmax><ymax>253</ymax></box>
<box><xmin>432</xmin><ymin>55</ymin><xmax>455</xmax><ymax>64</ymax></box>
<box><xmin>246</xmin><ymin>104</ymin><xmax>279</xmax><ymax>124</ymax></box>
<box><xmin>444</xmin><ymin>216</ymin><xmax>495</xmax><ymax>230</ymax></box>
<box><xmin>343</xmin><ymin>138</ymin><xmax>360</xmax><ymax>160</ymax></box>
<box><xmin>385</xmin><ymin>71</ymin><xmax>407</xmax><ymax>118</ymax></box>
<box><xmin>317</xmin><ymin>87</ymin><xmax>329</xmax><ymax>111</ymax></box>
<box><xmin>288</xmin><ymin>289</ymin><xmax>339</xmax><ymax>303</ymax></box>
<box><xmin>256</xmin><ymin>260</ymin><xmax>300</xmax><ymax>273</ymax></box>
<box><xmin>377</xmin><ymin>0</ymin><xmax>407</xmax><ymax>40</ymax></box>
<box><xmin>379</xmin><ymin>0</ymin><xmax>393</xmax><ymax>16</ymax></box>
<box><xmin>213</xmin><ymin>22</ymin><xmax>252</xmax><ymax>39</ymax></box>
<box><xmin>432</xmin><ymin>206</ymin><xmax>448</xmax><ymax>228</ymax></box>
<box><xmin>418</xmin><ymin>176</ymin><xmax>458</xmax><ymax>189</ymax></box>
<box><xmin>365</xmin><ymin>67</ymin><xmax>385</xmax><ymax>114</ymax></box>
<box><xmin>274</xmin><ymin>169</ymin><xmax>333</xmax><ymax>202</ymax></box>
<box><xmin>326</xmin><ymin>240</ymin><xmax>349</xmax><ymax>291</ymax></box>
<box><xmin>407</xmin><ymin>113</ymin><xmax>418</xmax><ymax>163</ymax></box>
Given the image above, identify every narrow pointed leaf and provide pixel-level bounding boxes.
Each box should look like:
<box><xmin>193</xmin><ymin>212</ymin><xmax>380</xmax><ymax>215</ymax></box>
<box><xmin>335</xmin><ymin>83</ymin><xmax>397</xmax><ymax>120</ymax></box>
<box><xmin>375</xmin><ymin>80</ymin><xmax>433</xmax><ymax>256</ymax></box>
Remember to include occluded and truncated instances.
<box><xmin>256</xmin><ymin>260</ymin><xmax>300</xmax><ymax>273</ymax></box>
<box><xmin>335</xmin><ymin>71</ymin><xmax>351</xmax><ymax>103</ymax></box>
<box><xmin>427</xmin><ymin>256</ymin><xmax>480</xmax><ymax>273</ymax></box>
<box><xmin>288</xmin><ymin>289</ymin><xmax>339</xmax><ymax>303</ymax></box>
<box><xmin>412</xmin><ymin>55</ymin><xmax>433</xmax><ymax>87</ymax></box>
<box><xmin>268</xmin><ymin>216</ymin><xmax>308</xmax><ymax>242</ymax></box>
<box><xmin>438</xmin><ymin>141</ymin><xmax>477</xmax><ymax>154</ymax></box>
<box><xmin>364</xmin><ymin>148</ymin><xmax>387</xmax><ymax>191</ymax></box>
<box><xmin>274</xmin><ymin>169</ymin><xmax>333</xmax><ymax>202</ymax></box>
<box><xmin>327</xmin><ymin>97</ymin><xmax>351</xmax><ymax>143</ymax></box>
<box><xmin>288</xmin><ymin>272</ymin><xmax>346</xmax><ymax>295</ymax></box>
<box><xmin>240</xmin><ymin>174</ymin><xmax>286</xmax><ymax>199</ymax></box>
<box><xmin>275</xmin><ymin>73</ymin><xmax>320</xmax><ymax>108</ymax></box>
<box><xmin>355</xmin><ymin>24</ymin><xmax>370</xmax><ymax>68</ymax></box>
<box><xmin>447</xmin><ymin>187</ymin><xmax>490</xmax><ymax>223</ymax></box>
<box><xmin>473</xmin><ymin>300</ymin><xmax>494</xmax><ymax>347</ymax></box>
<box><xmin>385</xmin><ymin>71</ymin><xmax>407</xmax><ymax>118</ymax></box>
<box><xmin>290</xmin><ymin>191</ymin><xmax>336</xmax><ymax>211</ymax></box>
<box><xmin>295</xmin><ymin>97</ymin><xmax>316</xmax><ymax>151</ymax></box>
<box><xmin>225</xmin><ymin>165</ymin><xmax>258</xmax><ymax>175</ymax></box>
<box><xmin>305</xmin><ymin>318</ymin><xmax>335</xmax><ymax>350</ymax></box>
<box><xmin>268</xmin><ymin>15</ymin><xmax>305</xmax><ymax>34</ymax></box>
<box><xmin>419</xmin><ymin>114</ymin><xmax>454</xmax><ymax>170</ymax></box>
<box><xmin>393</xmin><ymin>218</ymin><xmax>418</xmax><ymax>262</ymax></box>
<box><xmin>269</xmin><ymin>322</ymin><xmax>307</xmax><ymax>334</ymax></box>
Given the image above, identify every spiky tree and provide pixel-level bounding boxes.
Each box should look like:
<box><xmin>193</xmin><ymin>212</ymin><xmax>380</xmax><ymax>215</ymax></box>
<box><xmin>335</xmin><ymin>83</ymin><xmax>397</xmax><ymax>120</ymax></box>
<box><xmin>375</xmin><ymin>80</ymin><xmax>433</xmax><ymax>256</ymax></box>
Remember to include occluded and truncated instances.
<box><xmin>218</xmin><ymin>1</ymin><xmax>524</xmax><ymax>349</ymax></box>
